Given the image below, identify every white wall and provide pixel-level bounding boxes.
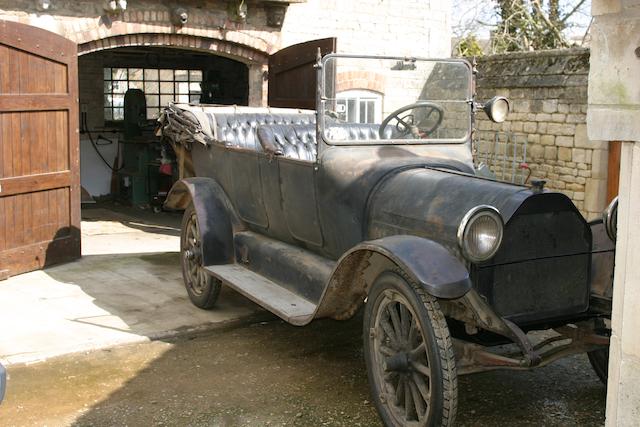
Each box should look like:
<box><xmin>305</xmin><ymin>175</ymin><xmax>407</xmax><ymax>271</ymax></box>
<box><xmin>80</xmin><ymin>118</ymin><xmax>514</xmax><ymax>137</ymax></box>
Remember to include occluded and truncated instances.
<box><xmin>281</xmin><ymin>0</ymin><xmax>452</xmax><ymax>58</ymax></box>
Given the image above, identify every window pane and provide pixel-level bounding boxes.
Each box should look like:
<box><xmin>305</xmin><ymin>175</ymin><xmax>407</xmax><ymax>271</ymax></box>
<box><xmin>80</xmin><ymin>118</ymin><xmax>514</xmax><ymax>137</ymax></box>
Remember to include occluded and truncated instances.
<box><xmin>112</xmin><ymin>94</ymin><xmax>125</xmax><ymax>108</ymax></box>
<box><xmin>189</xmin><ymin>94</ymin><xmax>201</xmax><ymax>103</ymax></box>
<box><xmin>104</xmin><ymin>94</ymin><xmax>113</xmax><ymax>107</ymax></box>
<box><xmin>112</xmin><ymin>81</ymin><xmax>128</xmax><ymax>94</ymax></box>
<box><xmin>366</xmin><ymin>100</ymin><xmax>375</xmax><ymax>123</ymax></box>
<box><xmin>189</xmin><ymin>70</ymin><xmax>203</xmax><ymax>81</ymax></box>
<box><xmin>104</xmin><ymin>108</ymin><xmax>113</xmax><ymax>121</ymax></box>
<box><xmin>103</xmin><ymin>68</ymin><xmax>112</xmax><ymax>80</ymax></box>
<box><xmin>175</xmin><ymin>70</ymin><xmax>188</xmax><ymax>81</ymax></box>
<box><xmin>176</xmin><ymin>82</ymin><xmax>190</xmax><ymax>94</ymax></box>
<box><xmin>160</xmin><ymin>69</ymin><xmax>173</xmax><ymax>81</ymax></box>
<box><xmin>113</xmin><ymin>108</ymin><xmax>124</xmax><ymax>120</ymax></box>
<box><xmin>129</xmin><ymin>81</ymin><xmax>144</xmax><ymax>90</ymax></box>
<box><xmin>189</xmin><ymin>82</ymin><xmax>201</xmax><ymax>93</ymax></box>
<box><xmin>347</xmin><ymin>99</ymin><xmax>357</xmax><ymax>122</ymax></box>
<box><xmin>145</xmin><ymin>82</ymin><xmax>159</xmax><ymax>94</ymax></box>
<box><xmin>160</xmin><ymin>82</ymin><xmax>173</xmax><ymax>93</ymax></box>
<box><xmin>145</xmin><ymin>95</ymin><xmax>159</xmax><ymax>107</ymax></box>
<box><xmin>128</xmin><ymin>68</ymin><xmax>143</xmax><ymax>80</ymax></box>
<box><xmin>147</xmin><ymin>108</ymin><xmax>160</xmax><ymax>120</ymax></box>
<box><xmin>144</xmin><ymin>69</ymin><xmax>159</xmax><ymax>81</ymax></box>
<box><xmin>177</xmin><ymin>93</ymin><xmax>189</xmax><ymax>103</ymax></box>
<box><xmin>160</xmin><ymin>94</ymin><xmax>174</xmax><ymax>106</ymax></box>
<box><xmin>104</xmin><ymin>81</ymin><xmax>112</xmax><ymax>93</ymax></box>
<box><xmin>359</xmin><ymin>102</ymin><xmax>366</xmax><ymax>123</ymax></box>
<box><xmin>112</xmin><ymin>68</ymin><xmax>127</xmax><ymax>80</ymax></box>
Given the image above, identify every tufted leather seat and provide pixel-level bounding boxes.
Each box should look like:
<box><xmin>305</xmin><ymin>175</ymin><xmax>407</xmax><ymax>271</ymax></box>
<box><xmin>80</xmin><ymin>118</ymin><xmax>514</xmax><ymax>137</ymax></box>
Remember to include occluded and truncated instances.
<box><xmin>257</xmin><ymin>124</ymin><xmax>317</xmax><ymax>161</ymax></box>
<box><xmin>324</xmin><ymin>123</ymin><xmax>396</xmax><ymax>141</ymax></box>
<box><xmin>211</xmin><ymin>113</ymin><xmax>316</xmax><ymax>151</ymax></box>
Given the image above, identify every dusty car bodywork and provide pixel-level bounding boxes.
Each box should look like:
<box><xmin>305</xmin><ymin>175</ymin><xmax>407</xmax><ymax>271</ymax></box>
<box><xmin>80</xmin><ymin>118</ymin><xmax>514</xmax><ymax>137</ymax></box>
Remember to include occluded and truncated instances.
<box><xmin>160</xmin><ymin>53</ymin><xmax>615</xmax><ymax>426</ymax></box>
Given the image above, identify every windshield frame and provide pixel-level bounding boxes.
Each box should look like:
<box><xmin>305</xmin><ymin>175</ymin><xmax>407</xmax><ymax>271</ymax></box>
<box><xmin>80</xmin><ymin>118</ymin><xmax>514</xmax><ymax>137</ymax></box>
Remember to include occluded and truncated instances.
<box><xmin>318</xmin><ymin>53</ymin><xmax>474</xmax><ymax>147</ymax></box>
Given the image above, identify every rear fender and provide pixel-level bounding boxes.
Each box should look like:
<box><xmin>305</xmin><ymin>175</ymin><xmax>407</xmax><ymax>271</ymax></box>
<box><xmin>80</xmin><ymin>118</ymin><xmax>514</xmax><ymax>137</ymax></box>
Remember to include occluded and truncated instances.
<box><xmin>316</xmin><ymin>235</ymin><xmax>472</xmax><ymax>320</ymax></box>
<box><xmin>165</xmin><ymin>177</ymin><xmax>244</xmax><ymax>265</ymax></box>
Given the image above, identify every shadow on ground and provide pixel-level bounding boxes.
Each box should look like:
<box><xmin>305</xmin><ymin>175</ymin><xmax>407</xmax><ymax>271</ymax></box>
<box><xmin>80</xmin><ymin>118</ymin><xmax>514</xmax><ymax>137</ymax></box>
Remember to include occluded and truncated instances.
<box><xmin>1</xmin><ymin>312</ymin><xmax>604</xmax><ymax>427</ymax></box>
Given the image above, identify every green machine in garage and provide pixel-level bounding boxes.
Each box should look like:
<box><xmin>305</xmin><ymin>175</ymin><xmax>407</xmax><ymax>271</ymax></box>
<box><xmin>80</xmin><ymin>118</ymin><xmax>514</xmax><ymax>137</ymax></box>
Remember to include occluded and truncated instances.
<box><xmin>118</xmin><ymin>89</ymin><xmax>161</xmax><ymax>206</ymax></box>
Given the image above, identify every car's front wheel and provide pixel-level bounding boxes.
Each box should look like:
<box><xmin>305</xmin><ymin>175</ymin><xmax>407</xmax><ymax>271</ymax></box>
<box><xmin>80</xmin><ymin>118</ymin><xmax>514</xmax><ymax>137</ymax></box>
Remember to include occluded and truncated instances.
<box><xmin>180</xmin><ymin>204</ymin><xmax>221</xmax><ymax>309</ymax></box>
<box><xmin>364</xmin><ymin>270</ymin><xmax>458</xmax><ymax>427</ymax></box>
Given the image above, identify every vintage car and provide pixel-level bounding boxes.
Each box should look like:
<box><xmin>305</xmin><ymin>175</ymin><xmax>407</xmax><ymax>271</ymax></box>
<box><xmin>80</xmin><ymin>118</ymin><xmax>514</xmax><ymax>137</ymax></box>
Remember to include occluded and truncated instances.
<box><xmin>159</xmin><ymin>53</ymin><xmax>616</xmax><ymax>427</ymax></box>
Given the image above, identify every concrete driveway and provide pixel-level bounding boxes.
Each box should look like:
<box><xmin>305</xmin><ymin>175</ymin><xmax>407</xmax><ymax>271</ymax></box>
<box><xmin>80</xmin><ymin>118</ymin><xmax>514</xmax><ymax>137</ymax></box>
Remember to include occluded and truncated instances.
<box><xmin>0</xmin><ymin>207</ymin><xmax>262</xmax><ymax>366</ymax></box>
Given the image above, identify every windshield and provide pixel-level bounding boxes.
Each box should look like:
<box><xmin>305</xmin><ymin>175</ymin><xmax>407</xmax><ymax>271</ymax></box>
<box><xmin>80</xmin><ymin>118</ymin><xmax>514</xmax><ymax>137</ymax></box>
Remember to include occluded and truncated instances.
<box><xmin>321</xmin><ymin>55</ymin><xmax>472</xmax><ymax>145</ymax></box>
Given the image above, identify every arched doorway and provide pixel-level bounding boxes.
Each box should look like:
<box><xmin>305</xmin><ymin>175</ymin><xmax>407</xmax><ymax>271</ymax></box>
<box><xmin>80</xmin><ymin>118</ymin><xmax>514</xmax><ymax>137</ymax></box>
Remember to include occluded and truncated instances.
<box><xmin>75</xmin><ymin>41</ymin><xmax>257</xmax><ymax>200</ymax></box>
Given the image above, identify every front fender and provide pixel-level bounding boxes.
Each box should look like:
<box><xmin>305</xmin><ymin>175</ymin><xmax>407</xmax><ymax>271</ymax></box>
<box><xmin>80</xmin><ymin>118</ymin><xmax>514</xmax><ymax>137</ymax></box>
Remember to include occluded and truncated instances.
<box><xmin>165</xmin><ymin>177</ymin><xmax>244</xmax><ymax>265</ymax></box>
<box><xmin>316</xmin><ymin>235</ymin><xmax>471</xmax><ymax>321</ymax></box>
<box><xmin>354</xmin><ymin>235</ymin><xmax>472</xmax><ymax>299</ymax></box>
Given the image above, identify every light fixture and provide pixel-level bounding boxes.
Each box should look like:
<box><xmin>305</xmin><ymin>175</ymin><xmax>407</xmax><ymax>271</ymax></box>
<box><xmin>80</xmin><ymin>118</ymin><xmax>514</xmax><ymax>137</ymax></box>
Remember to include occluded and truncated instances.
<box><xmin>264</xmin><ymin>2</ymin><xmax>288</xmax><ymax>28</ymax></box>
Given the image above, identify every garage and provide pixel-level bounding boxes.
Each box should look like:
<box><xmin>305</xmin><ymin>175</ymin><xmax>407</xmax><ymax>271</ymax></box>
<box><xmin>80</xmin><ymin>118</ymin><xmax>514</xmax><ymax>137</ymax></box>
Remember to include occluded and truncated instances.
<box><xmin>78</xmin><ymin>46</ymin><xmax>250</xmax><ymax>205</ymax></box>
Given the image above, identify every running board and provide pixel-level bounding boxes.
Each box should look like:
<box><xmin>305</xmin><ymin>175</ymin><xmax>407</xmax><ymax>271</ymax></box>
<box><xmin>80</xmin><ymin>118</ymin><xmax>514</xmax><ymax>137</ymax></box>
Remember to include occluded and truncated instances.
<box><xmin>204</xmin><ymin>264</ymin><xmax>316</xmax><ymax>325</ymax></box>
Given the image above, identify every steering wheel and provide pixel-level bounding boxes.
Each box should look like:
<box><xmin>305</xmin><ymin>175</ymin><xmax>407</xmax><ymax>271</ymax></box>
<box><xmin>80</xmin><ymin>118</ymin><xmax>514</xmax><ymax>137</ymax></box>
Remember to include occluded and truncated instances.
<box><xmin>379</xmin><ymin>101</ymin><xmax>444</xmax><ymax>139</ymax></box>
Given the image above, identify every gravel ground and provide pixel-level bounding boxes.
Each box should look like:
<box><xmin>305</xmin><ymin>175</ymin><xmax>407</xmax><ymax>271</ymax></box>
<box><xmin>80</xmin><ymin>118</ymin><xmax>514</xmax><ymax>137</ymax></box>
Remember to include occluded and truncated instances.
<box><xmin>0</xmin><ymin>313</ymin><xmax>606</xmax><ymax>427</ymax></box>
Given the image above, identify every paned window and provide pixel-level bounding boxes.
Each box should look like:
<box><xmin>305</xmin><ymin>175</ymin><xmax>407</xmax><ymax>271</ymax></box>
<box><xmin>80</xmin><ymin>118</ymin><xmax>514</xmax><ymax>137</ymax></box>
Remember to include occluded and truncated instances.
<box><xmin>336</xmin><ymin>90</ymin><xmax>382</xmax><ymax>124</ymax></box>
<box><xmin>103</xmin><ymin>68</ymin><xmax>203</xmax><ymax>121</ymax></box>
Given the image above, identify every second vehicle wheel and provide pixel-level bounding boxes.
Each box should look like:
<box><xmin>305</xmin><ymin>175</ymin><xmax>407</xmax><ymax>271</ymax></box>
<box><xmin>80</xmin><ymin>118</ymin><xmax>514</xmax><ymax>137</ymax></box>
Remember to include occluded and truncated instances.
<box><xmin>364</xmin><ymin>270</ymin><xmax>458</xmax><ymax>427</ymax></box>
<box><xmin>587</xmin><ymin>348</ymin><xmax>609</xmax><ymax>385</ymax></box>
<box><xmin>180</xmin><ymin>204</ymin><xmax>221</xmax><ymax>309</ymax></box>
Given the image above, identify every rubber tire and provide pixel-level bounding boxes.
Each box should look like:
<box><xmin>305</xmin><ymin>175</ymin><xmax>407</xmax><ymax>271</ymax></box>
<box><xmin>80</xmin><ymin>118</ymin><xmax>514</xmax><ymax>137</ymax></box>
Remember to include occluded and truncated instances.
<box><xmin>587</xmin><ymin>348</ymin><xmax>609</xmax><ymax>385</ymax></box>
<box><xmin>363</xmin><ymin>270</ymin><xmax>458</xmax><ymax>427</ymax></box>
<box><xmin>180</xmin><ymin>204</ymin><xmax>221</xmax><ymax>310</ymax></box>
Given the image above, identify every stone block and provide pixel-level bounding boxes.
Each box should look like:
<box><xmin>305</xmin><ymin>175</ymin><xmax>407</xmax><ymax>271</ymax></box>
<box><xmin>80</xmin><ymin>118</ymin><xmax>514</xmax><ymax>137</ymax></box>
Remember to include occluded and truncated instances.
<box><xmin>523</xmin><ymin>122</ymin><xmax>537</xmax><ymax>133</ymax></box>
<box><xmin>591</xmin><ymin>148</ymin><xmax>609</xmax><ymax>179</ymax></box>
<box><xmin>558</xmin><ymin>103</ymin><xmax>570</xmax><ymax>113</ymax></box>
<box><xmin>530</xmin><ymin>144</ymin><xmax>544</xmax><ymax>159</ymax></box>
<box><xmin>574</xmin><ymin>191</ymin><xmax>585</xmax><ymax>201</ymax></box>
<box><xmin>551</xmin><ymin>113</ymin><xmax>567</xmax><ymax>123</ymax></box>
<box><xmin>574</xmin><ymin>123</ymin><xmax>607</xmax><ymax>149</ymax></box>
<box><xmin>548</xmin><ymin>123</ymin><xmax>576</xmax><ymax>136</ymax></box>
<box><xmin>538</xmin><ymin>122</ymin><xmax>548</xmax><ymax>133</ymax></box>
<box><xmin>527</xmin><ymin>134</ymin><xmax>540</xmax><ymax>144</ymax></box>
<box><xmin>567</xmin><ymin>114</ymin><xmax>585</xmax><ymax>123</ymax></box>
<box><xmin>542</xmin><ymin>99</ymin><xmax>558</xmax><ymax>113</ymax></box>
<box><xmin>558</xmin><ymin>147</ymin><xmax>572</xmax><ymax>161</ymax></box>
<box><xmin>556</xmin><ymin>136</ymin><xmax>574</xmax><ymax>147</ymax></box>
<box><xmin>572</xmin><ymin>148</ymin><xmax>586</xmax><ymax>163</ymax></box>
<box><xmin>540</xmin><ymin>134</ymin><xmax>555</xmax><ymax>145</ymax></box>
<box><xmin>584</xmin><ymin>178</ymin><xmax>607</xmax><ymax>212</ymax></box>
<box><xmin>544</xmin><ymin>146</ymin><xmax>557</xmax><ymax>159</ymax></box>
<box><xmin>513</xmin><ymin>100</ymin><xmax>531</xmax><ymax>113</ymax></box>
<box><xmin>535</xmin><ymin>113</ymin><xmax>552</xmax><ymax>122</ymax></box>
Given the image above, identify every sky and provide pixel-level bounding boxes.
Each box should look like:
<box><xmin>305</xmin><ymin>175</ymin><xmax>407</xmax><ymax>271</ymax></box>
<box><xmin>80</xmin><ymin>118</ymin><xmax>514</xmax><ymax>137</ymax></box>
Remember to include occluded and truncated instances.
<box><xmin>451</xmin><ymin>0</ymin><xmax>593</xmax><ymax>40</ymax></box>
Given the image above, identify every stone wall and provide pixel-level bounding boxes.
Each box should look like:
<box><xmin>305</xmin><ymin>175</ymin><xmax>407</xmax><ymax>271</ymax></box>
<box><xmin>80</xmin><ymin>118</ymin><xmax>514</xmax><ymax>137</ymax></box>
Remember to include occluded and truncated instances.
<box><xmin>475</xmin><ymin>48</ymin><xmax>608</xmax><ymax>220</ymax></box>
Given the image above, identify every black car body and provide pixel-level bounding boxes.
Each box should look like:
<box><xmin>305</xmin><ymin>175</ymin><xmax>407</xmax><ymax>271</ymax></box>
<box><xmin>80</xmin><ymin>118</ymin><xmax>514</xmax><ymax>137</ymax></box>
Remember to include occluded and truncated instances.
<box><xmin>160</xmin><ymin>54</ymin><xmax>615</xmax><ymax>427</ymax></box>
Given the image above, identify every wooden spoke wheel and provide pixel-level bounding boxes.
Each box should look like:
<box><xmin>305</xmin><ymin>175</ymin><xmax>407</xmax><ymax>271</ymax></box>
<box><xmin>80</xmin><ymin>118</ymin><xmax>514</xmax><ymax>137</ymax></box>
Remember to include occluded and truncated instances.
<box><xmin>180</xmin><ymin>204</ymin><xmax>221</xmax><ymax>309</ymax></box>
<box><xmin>364</xmin><ymin>271</ymin><xmax>457</xmax><ymax>427</ymax></box>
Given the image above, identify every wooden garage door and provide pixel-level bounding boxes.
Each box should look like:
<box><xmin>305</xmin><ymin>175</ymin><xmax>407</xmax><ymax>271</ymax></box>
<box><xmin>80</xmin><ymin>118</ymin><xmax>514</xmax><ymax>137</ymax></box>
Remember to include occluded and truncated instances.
<box><xmin>268</xmin><ymin>37</ymin><xmax>336</xmax><ymax>109</ymax></box>
<box><xmin>0</xmin><ymin>20</ymin><xmax>80</xmax><ymax>280</ymax></box>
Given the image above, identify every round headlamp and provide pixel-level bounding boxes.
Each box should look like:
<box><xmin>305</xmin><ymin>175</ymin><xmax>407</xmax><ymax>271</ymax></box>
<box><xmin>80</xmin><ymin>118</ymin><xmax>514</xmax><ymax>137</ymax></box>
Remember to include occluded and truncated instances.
<box><xmin>457</xmin><ymin>205</ymin><xmax>504</xmax><ymax>263</ymax></box>
<box><xmin>603</xmin><ymin>196</ymin><xmax>618</xmax><ymax>242</ymax></box>
<box><xmin>483</xmin><ymin>96</ymin><xmax>510</xmax><ymax>123</ymax></box>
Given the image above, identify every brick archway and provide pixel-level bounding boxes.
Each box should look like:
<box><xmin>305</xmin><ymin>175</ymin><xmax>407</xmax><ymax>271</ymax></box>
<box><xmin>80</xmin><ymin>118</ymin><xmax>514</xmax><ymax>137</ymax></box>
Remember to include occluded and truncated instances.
<box><xmin>78</xmin><ymin>33</ymin><xmax>269</xmax><ymax>65</ymax></box>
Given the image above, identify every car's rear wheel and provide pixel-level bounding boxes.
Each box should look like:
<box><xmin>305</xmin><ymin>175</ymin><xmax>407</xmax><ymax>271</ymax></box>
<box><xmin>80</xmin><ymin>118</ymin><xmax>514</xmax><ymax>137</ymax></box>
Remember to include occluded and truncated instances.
<box><xmin>180</xmin><ymin>204</ymin><xmax>221</xmax><ymax>309</ymax></box>
<box><xmin>587</xmin><ymin>348</ymin><xmax>609</xmax><ymax>385</ymax></box>
<box><xmin>364</xmin><ymin>270</ymin><xmax>457</xmax><ymax>427</ymax></box>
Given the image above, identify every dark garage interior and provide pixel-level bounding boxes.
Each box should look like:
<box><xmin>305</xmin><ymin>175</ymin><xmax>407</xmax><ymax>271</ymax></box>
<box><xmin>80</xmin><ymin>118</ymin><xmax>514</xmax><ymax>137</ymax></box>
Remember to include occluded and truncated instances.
<box><xmin>77</xmin><ymin>46</ymin><xmax>249</xmax><ymax>208</ymax></box>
